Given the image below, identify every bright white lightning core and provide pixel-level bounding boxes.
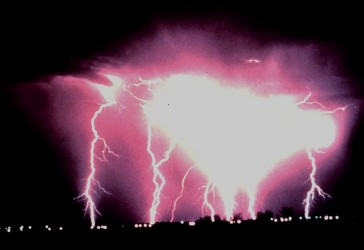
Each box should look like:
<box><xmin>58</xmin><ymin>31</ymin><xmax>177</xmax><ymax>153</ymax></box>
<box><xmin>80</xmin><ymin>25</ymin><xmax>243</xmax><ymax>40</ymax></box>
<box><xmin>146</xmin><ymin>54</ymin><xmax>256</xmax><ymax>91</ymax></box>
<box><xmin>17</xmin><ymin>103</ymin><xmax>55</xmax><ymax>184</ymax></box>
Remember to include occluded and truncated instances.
<box><xmin>142</xmin><ymin>74</ymin><xmax>336</xmax><ymax>221</ymax></box>
<box><xmin>80</xmin><ymin>72</ymin><xmax>341</xmax><ymax>227</ymax></box>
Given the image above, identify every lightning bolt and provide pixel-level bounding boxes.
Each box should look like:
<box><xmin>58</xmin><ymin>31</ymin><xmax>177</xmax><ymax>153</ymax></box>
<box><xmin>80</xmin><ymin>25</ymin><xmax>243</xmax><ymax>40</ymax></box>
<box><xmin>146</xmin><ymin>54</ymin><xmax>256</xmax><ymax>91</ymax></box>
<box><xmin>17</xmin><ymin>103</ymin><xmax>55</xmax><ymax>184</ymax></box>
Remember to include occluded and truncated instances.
<box><xmin>170</xmin><ymin>166</ymin><xmax>196</xmax><ymax>222</ymax></box>
<box><xmin>75</xmin><ymin>73</ymin><xmax>352</xmax><ymax>227</ymax></box>
<box><xmin>202</xmin><ymin>181</ymin><xmax>216</xmax><ymax>222</ymax></box>
<box><xmin>303</xmin><ymin>148</ymin><xmax>331</xmax><ymax>218</ymax></box>
<box><xmin>124</xmin><ymin>78</ymin><xmax>177</xmax><ymax>225</ymax></box>
<box><xmin>76</xmin><ymin>76</ymin><xmax>121</xmax><ymax>229</ymax></box>
<box><xmin>298</xmin><ymin>92</ymin><xmax>351</xmax><ymax>219</ymax></box>
<box><xmin>146</xmin><ymin>121</ymin><xmax>175</xmax><ymax>224</ymax></box>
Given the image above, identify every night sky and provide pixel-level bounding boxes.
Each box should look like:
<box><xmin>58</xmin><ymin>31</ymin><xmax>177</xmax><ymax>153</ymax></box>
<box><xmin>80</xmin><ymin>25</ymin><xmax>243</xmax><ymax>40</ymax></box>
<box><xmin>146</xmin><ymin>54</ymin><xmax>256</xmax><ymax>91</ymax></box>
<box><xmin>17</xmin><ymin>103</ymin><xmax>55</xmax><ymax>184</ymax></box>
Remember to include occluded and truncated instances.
<box><xmin>0</xmin><ymin>3</ymin><xmax>363</xmax><ymax>228</ymax></box>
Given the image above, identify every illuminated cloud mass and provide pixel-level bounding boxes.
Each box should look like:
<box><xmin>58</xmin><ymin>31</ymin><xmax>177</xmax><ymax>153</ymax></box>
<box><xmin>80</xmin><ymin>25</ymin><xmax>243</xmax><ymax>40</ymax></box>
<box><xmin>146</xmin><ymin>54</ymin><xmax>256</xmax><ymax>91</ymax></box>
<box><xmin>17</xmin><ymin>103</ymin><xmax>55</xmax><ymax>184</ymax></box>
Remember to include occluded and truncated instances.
<box><xmin>6</xmin><ymin>21</ymin><xmax>358</xmax><ymax>227</ymax></box>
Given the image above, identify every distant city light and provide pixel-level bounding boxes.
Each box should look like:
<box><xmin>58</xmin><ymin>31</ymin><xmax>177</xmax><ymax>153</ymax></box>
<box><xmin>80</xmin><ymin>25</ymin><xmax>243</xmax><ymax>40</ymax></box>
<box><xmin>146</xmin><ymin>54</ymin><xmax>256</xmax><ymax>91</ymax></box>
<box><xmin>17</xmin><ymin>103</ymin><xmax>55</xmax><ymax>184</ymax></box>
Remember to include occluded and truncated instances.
<box><xmin>0</xmin><ymin>214</ymin><xmax>344</xmax><ymax>234</ymax></box>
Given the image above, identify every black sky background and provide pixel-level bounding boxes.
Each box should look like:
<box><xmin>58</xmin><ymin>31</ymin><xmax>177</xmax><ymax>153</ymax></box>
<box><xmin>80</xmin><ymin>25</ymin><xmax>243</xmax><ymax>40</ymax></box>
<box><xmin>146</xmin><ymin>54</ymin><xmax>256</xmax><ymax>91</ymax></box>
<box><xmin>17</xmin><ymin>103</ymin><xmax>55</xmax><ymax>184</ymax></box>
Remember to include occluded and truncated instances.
<box><xmin>0</xmin><ymin>2</ymin><xmax>363</xmax><ymax>227</ymax></box>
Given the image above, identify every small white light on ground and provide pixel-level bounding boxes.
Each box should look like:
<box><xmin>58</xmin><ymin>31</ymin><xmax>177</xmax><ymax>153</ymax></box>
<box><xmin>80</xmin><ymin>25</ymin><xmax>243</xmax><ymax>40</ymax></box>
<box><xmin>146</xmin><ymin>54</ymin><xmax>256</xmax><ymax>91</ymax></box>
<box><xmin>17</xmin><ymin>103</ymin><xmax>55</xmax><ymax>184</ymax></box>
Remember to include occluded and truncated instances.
<box><xmin>180</xmin><ymin>221</ymin><xmax>184</xmax><ymax>224</ymax></box>
<box><xmin>329</xmin><ymin>216</ymin><xmax>333</xmax><ymax>220</ymax></box>
<box><xmin>59</xmin><ymin>227</ymin><xmax>63</xmax><ymax>231</ymax></box>
<box><xmin>288</xmin><ymin>217</ymin><xmax>292</xmax><ymax>221</ymax></box>
<box><xmin>143</xmin><ymin>224</ymin><xmax>147</xmax><ymax>228</ymax></box>
<box><xmin>335</xmin><ymin>216</ymin><xmax>339</xmax><ymax>220</ymax></box>
<box><xmin>188</xmin><ymin>221</ymin><xmax>195</xmax><ymax>226</ymax></box>
<box><xmin>324</xmin><ymin>215</ymin><xmax>328</xmax><ymax>220</ymax></box>
<box><xmin>237</xmin><ymin>220</ymin><xmax>241</xmax><ymax>224</ymax></box>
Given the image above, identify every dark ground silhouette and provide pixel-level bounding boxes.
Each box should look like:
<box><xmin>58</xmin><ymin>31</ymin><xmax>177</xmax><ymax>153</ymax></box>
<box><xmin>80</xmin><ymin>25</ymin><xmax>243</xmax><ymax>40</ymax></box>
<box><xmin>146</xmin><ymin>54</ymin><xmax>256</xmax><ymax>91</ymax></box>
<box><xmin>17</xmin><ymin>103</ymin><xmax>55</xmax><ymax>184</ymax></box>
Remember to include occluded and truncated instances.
<box><xmin>1</xmin><ymin>216</ymin><xmax>360</xmax><ymax>248</ymax></box>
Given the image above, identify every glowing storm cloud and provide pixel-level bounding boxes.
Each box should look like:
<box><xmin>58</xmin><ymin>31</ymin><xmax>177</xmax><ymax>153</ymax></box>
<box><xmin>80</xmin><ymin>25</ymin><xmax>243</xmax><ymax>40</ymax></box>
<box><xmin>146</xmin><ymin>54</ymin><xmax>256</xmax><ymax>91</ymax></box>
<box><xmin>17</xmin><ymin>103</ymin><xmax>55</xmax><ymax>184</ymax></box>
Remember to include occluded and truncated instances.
<box><xmin>142</xmin><ymin>74</ymin><xmax>337</xmax><ymax>221</ymax></box>
<box><xmin>32</xmin><ymin>28</ymin><xmax>354</xmax><ymax>229</ymax></box>
<box><xmin>72</xmin><ymin>70</ymin><xmax>349</xmax><ymax>228</ymax></box>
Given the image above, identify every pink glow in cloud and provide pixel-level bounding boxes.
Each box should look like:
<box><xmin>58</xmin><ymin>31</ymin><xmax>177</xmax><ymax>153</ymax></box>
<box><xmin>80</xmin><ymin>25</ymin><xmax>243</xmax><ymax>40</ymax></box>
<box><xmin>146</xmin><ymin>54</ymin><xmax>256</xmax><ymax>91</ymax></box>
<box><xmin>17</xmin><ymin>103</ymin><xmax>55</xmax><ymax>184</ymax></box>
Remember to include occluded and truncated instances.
<box><xmin>12</xmin><ymin>25</ymin><xmax>357</xmax><ymax>227</ymax></box>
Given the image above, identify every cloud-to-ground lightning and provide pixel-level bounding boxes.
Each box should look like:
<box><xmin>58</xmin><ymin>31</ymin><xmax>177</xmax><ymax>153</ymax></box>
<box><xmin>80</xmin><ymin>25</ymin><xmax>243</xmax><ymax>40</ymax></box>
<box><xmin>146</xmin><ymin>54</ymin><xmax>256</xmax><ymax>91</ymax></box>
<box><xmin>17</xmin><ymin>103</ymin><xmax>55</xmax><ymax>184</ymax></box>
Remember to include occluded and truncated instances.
<box><xmin>303</xmin><ymin>148</ymin><xmax>331</xmax><ymax>219</ymax></box>
<box><xmin>296</xmin><ymin>94</ymin><xmax>352</xmax><ymax>218</ymax></box>
<box><xmin>139</xmin><ymin>74</ymin><xmax>348</xmax><ymax>222</ymax></box>
<box><xmin>76</xmin><ymin>75</ymin><xmax>122</xmax><ymax>229</ymax></box>
<box><xmin>202</xmin><ymin>181</ymin><xmax>216</xmax><ymax>222</ymax></box>
<box><xmin>146</xmin><ymin>123</ymin><xmax>175</xmax><ymax>225</ymax></box>
<box><xmin>8</xmin><ymin>18</ymin><xmax>356</xmax><ymax>231</ymax></box>
<box><xmin>73</xmin><ymin>72</ymin><xmax>351</xmax><ymax>227</ymax></box>
<box><xmin>123</xmin><ymin>78</ymin><xmax>177</xmax><ymax>224</ymax></box>
<box><xmin>170</xmin><ymin>166</ymin><xmax>196</xmax><ymax>222</ymax></box>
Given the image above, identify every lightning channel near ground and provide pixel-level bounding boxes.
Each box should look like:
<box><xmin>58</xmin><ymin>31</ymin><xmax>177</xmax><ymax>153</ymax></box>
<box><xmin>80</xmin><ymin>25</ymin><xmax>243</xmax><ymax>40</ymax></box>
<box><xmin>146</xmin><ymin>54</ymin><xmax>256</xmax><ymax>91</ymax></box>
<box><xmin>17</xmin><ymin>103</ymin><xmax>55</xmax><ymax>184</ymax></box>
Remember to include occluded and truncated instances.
<box><xmin>72</xmin><ymin>71</ymin><xmax>352</xmax><ymax>228</ymax></box>
<box><xmin>75</xmin><ymin>75</ymin><xmax>122</xmax><ymax>229</ymax></box>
